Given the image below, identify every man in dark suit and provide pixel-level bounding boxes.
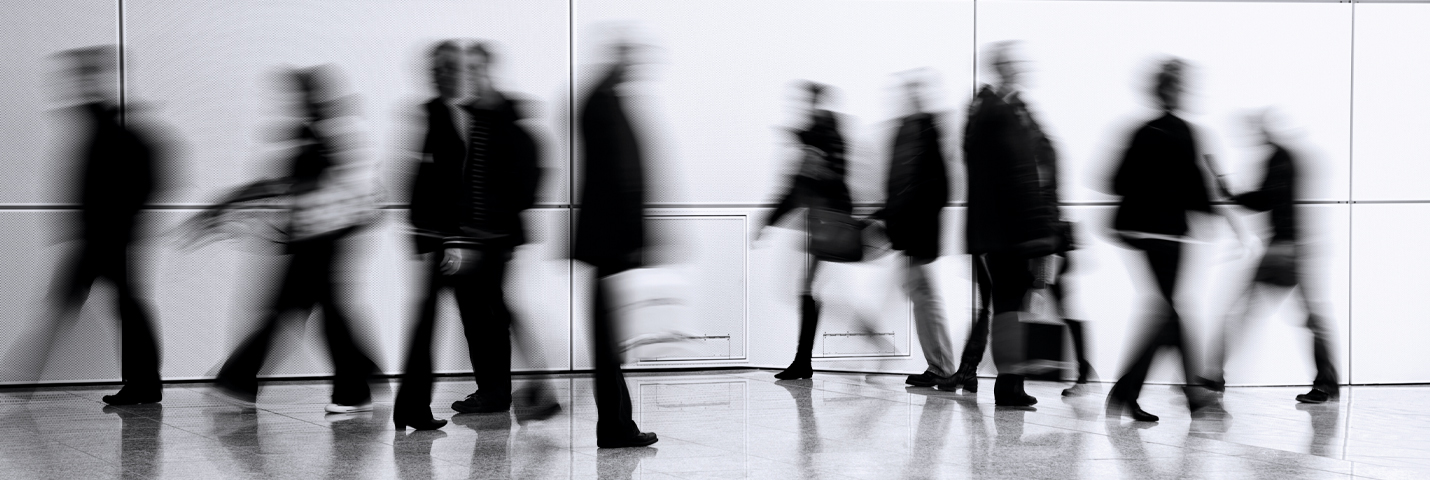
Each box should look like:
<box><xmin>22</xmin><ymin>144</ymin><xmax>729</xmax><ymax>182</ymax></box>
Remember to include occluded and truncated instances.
<box><xmin>961</xmin><ymin>41</ymin><xmax>1060</xmax><ymax>407</ymax></box>
<box><xmin>394</xmin><ymin>41</ymin><xmax>542</xmax><ymax>430</ymax></box>
<box><xmin>873</xmin><ymin>78</ymin><xmax>957</xmax><ymax>389</ymax></box>
<box><xmin>32</xmin><ymin>46</ymin><xmax>164</xmax><ymax>405</ymax></box>
<box><xmin>573</xmin><ymin>42</ymin><xmax>658</xmax><ymax>448</ymax></box>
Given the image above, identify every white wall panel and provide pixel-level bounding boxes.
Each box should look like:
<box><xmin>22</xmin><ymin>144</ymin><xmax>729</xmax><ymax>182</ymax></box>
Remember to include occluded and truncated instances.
<box><xmin>124</xmin><ymin>0</ymin><xmax>573</xmax><ymax>206</ymax></box>
<box><xmin>574</xmin><ymin>0</ymin><xmax>975</xmax><ymax>207</ymax></box>
<box><xmin>0</xmin><ymin>0</ymin><xmax>119</xmax><ymax>205</ymax></box>
<box><xmin>1351</xmin><ymin>3</ymin><xmax>1430</xmax><ymax>201</ymax></box>
<box><xmin>977</xmin><ymin>0</ymin><xmax>1352</xmax><ymax>203</ymax></box>
<box><xmin>1350</xmin><ymin>203</ymin><xmax>1430</xmax><ymax>384</ymax></box>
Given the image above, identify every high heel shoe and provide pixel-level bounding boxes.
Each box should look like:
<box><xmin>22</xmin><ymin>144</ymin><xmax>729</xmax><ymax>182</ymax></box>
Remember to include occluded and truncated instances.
<box><xmin>774</xmin><ymin>362</ymin><xmax>813</xmax><ymax>380</ymax></box>
<box><xmin>394</xmin><ymin>411</ymin><xmax>447</xmax><ymax>431</ymax></box>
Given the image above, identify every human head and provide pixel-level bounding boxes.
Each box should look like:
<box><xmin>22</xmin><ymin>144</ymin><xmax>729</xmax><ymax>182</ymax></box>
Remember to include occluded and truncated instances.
<box><xmin>984</xmin><ymin>41</ymin><xmax>1026</xmax><ymax>90</ymax></box>
<box><xmin>806</xmin><ymin>81</ymin><xmax>828</xmax><ymax>109</ymax></box>
<box><xmin>1153</xmin><ymin>58</ymin><xmax>1186</xmax><ymax>112</ymax></box>
<box><xmin>429</xmin><ymin>40</ymin><xmax>462</xmax><ymax>100</ymax></box>
<box><xmin>61</xmin><ymin>45</ymin><xmax>118</xmax><ymax>104</ymax></box>
<box><xmin>466</xmin><ymin>41</ymin><xmax>493</xmax><ymax>92</ymax></box>
<box><xmin>904</xmin><ymin>78</ymin><xmax>925</xmax><ymax>114</ymax></box>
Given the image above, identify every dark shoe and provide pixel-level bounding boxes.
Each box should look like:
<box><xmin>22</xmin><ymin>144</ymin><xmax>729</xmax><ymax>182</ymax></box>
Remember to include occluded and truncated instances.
<box><xmin>102</xmin><ymin>388</ymin><xmax>161</xmax><ymax>406</ymax></box>
<box><xmin>906</xmin><ymin>371</ymin><xmax>944</xmax><ymax>387</ymax></box>
<box><xmin>394</xmin><ymin>410</ymin><xmax>448</xmax><ymax>431</ymax></box>
<box><xmin>938</xmin><ymin>368</ymin><xmax>978</xmax><ymax>393</ymax></box>
<box><xmin>774</xmin><ymin>363</ymin><xmax>813</xmax><ymax>380</ymax></box>
<box><xmin>1295</xmin><ymin>388</ymin><xmax>1338</xmax><ymax>404</ymax></box>
<box><xmin>451</xmin><ymin>393</ymin><xmax>510</xmax><ymax>414</ymax></box>
<box><xmin>514</xmin><ymin>387</ymin><xmax>562</xmax><ymax>424</ymax></box>
<box><xmin>1107</xmin><ymin>397</ymin><xmax>1159</xmax><ymax>422</ymax></box>
<box><xmin>993</xmin><ymin>374</ymin><xmax>1037</xmax><ymax>407</ymax></box>
<box><xmin>597</xmin><ymin>431</ymin><xmax>659</xmax><ymax>448</ymax></box>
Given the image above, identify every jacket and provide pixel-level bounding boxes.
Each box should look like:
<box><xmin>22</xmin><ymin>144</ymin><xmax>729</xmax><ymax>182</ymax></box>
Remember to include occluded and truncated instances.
<box><xmin>573</xmin><ymin>69</ymin><xmax>646</xmax><ymax>270</ymax></box>
<box><xmin>1111</xmin><ymin>112</ymin><xmax>1214</xmax><ymax>237</ymax></box>
<box><xmin>962</xmin><ymin>86</ymin><xmax>1058</xmax><ymax>256</ymax></box>
<box><xmin>765</xmin><ymin>110</ymin><xmax>854</xmax><ymax>228</ymax></box>
<box><xmin>408</xmin><ymin>94</ymin><xmax>542</xmax><ymax>254</ymax></box>
<box><xmin>874</xmin><ymin>112</ymin><xmax>949</xmax><ymax>259</ymax></box>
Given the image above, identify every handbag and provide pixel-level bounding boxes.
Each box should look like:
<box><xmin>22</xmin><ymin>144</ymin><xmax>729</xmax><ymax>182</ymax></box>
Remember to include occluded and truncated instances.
<box><xmin>808</xmin><ymin>207</ymin><xmax>865</xmax><ymax>262</ymax></box>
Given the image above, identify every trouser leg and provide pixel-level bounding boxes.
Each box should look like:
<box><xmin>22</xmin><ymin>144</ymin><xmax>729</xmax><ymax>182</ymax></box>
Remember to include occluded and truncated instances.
<box><xmin>396</xmin><ymin>255</ymin><xmax>443</xmax><ymax>413</ymax></box>
<box><xmin>106</xmin><ymin>248</ymin><xmax>162</xmax><ymax>391</ymax></box>
<box><xmin>907</xmin><ymin>257</ymin><xmax>955</xmax><ymax>377</ymax></box>
<box><xmin>984</xmin><ymin>253</ymin><xmax>1031</xmax><ymax>373</ymax></box>
<box><xmin>456</xmin><ymin>252</ymin><xmax>513</xmax><ymax>404</ymax></box>
<box><xmin>1111</xmin><ymin>239</ymin><xmax>1187</xmax><ymax>403</ymax></box>
<box><xmin>593</xmin><ymin>266</ymin><xmax>638</xmax><ymax>439</ymax></box>
<box><xmin>960</xmin><ymin>254</ymin><xmax>994</xmax><ymax>369</ymax></box>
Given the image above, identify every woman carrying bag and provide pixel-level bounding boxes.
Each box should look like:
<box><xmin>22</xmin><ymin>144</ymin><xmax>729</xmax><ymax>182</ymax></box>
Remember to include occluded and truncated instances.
<box><xmin>756</xmin><ymin>82</ymin><xmax>862</xmax><ymax>380</ymax></box>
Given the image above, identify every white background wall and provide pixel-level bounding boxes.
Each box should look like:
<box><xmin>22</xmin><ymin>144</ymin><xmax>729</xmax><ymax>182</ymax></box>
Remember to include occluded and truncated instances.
<box><xmin>0</xmin><ymin>0</ymin><xmax>1423</xmax><ymax>387</ymax></box>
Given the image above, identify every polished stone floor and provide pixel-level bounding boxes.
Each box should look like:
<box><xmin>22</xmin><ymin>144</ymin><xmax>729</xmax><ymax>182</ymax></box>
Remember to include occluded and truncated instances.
<box><xmin>2</xmin><ymin>370</ymin><xmax>1429</xmax><ymax>479</ymax></box>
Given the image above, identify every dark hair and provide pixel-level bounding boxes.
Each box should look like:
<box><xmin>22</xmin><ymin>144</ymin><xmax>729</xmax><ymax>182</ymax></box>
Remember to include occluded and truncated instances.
<box><xmin>59</xmin><ymin>45</ymin><xmax>117</xmax><ymax>76</ymax></box>
<box><xmin>805</xmin><ymin>81</ymin><xmax>827</xmax><ymax>105</ymax></box>
<box><xmin>1153</xmin><ymin>58</ymin><xmax>1185</xmax><ymax>107</ymax></box>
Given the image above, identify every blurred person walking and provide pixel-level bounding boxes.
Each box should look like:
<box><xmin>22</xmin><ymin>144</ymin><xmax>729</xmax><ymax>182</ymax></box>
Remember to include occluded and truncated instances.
<box><xmin>1204</xmin><ymin>109</ymin><xmax>1339</xmax><ymax>404</ymax></box>
<box><xmin>393</xmin><ymin>41</ymin><xmax>545</xmax><ymax>431</ymax></box>
<box><xmin>868</xmin><ymin>77</ymin><xmax>958</xmax><ymax>388</ymax></box>
<box><xmin>757</xmin><ymin>81</ymin><xmax>858</xmax><ymax>381</ymax></box>
<box><xmin>1104</xmin><ymin>58</ymin><xmax>1225</xmax><ymax>422</ymax></box>
<box><xmin>8</xmin><ymin>45</ymin><xmax>165</xmax><ymax>405</ymax></box>
<box><xmin>187</xmin><ymin>65</ymin><xmax>382</xmax><ymax>414</ymax></box>
<box><xmin>958</xmin><ymin>41</ymin><xmax>1062</xmax><ymax>407</ymax></box>
<box><xmin>573</xmin><ymin>41</ymin><xmax>658</xmax><ymax>448</ymax></box>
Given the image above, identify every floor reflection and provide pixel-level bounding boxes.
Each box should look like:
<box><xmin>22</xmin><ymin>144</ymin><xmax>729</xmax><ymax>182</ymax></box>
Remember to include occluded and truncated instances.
<box><xmin>0</xmin><ymin>372</ymin><xmax>1424</xmax><ymax>479</ymax></box>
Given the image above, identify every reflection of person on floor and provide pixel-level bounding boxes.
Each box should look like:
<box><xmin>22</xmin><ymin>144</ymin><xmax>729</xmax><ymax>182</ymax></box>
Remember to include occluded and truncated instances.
<box><xmin>1104</xmin><ymin>58</ymin><xmax>1224</xmax><ymax>423</ymax></box>
<box><xmin>758</xmin><ymin>81</ymin><xmax>856</xmax><ymax>381</ymax></box>
<box><xmin>869</xmin><ymin>77</ymin><xmax>959</xmax><ymax>389</ymax></box>
<box><xmin>959</xmin><ymin>41</ymin><xmax>1061</xmax><ymax>407</ymax></box>
<box><xmin>775</xmin><ymin>380</ymin><xmax>821</xmax><ymax>476</ymax></box>
<box><xmin>453</xmin><ymin>412</ymin><xmax>513</xmax><ymax>479</ymax></box>
<box><xmin>8</xmin><ymin>46</ymin><xmax>165</xmax><ymax>406</ymax></box>
<box><xmin>1204</xmin><ymin>109</ymin><xmax>1339</xmax><ymax>405</ymax></box>
<box><xmin>573</xmin><ymin>41</ymin><xmax>658</xmax><ymax>449</ymax></box>
<box><xmin>103</xmin><ymin>404</ymin><xmax>163</xmax><ymax>477</ymax></box>
<box><xmin>196</xmin><ymin>65</ymin><xmax>380</xmax><ymax>414</ymax></box>
<box><xmin>393</xmin><ymin>40</ymin><xmax>546</xmax><ymax>431</ymax></box>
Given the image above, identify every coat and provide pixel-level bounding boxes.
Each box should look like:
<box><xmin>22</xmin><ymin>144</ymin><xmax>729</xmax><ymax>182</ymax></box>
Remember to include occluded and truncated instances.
<box><xmin>962</xmin><ymin>86</ymin><xmax>1058</xmax><ymax>256</ymax></box>
<box><xmin>875</xmin><ymin>112</ymin><xmax>949</xmax><ymax>260</ymax></box>
<box><xmin>1111</xmin><ymin>112</ymin><xmax>1213</xmax><ymax>237</ymax></box>
<box><xmin>573</xmin><ymin>70</ymin><xmax>646</xmax><ymax>271</ymax></box>
<box><xmin>408</xmin><ymin>95</ymin><xmax>542</xmax><ymax>254</ymax></box>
